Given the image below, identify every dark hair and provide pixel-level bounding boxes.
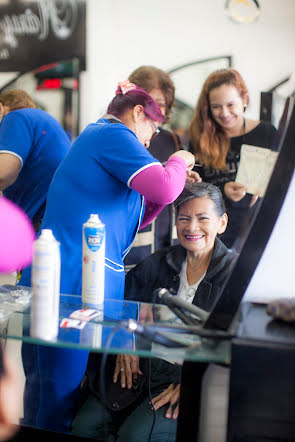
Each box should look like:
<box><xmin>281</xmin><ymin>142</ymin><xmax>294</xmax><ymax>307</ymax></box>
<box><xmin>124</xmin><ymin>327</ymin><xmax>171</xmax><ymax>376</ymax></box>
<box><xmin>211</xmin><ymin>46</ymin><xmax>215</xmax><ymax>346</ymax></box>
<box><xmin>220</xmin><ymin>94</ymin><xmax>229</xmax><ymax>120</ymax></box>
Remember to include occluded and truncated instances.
<box><xmin>189</xmin><ymin>68</ymin><xmax>249</xmax><ymax>169</ymax></box>
<box><xmin>129</xmin><ymin>66</ymin><xmax>175</xmax><ymax>118</ymax></box>
<box><xmin>107</xmin><ymin>84</ymin><xmax>165</xmax><ymax>123</ymax></box>
<box><xmin>0</xmin><ymin>89</ymin><xmax>37</xmax><ymax>110</ymax></box>
<box><xmin>174</xmin><ymin>182</ymin><xmax>226</xmax><ymax>217</ymax></box>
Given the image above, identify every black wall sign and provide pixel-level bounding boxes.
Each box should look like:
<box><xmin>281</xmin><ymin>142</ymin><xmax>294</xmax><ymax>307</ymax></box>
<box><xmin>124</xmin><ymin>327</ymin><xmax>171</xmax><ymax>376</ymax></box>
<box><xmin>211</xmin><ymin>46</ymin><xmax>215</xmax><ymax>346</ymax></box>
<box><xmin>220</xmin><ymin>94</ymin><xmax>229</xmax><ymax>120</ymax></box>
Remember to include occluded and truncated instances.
<box><xmin>0</xmin><ymin>0</ymin><xmax>86</xmax><ymax>72</ymax></box>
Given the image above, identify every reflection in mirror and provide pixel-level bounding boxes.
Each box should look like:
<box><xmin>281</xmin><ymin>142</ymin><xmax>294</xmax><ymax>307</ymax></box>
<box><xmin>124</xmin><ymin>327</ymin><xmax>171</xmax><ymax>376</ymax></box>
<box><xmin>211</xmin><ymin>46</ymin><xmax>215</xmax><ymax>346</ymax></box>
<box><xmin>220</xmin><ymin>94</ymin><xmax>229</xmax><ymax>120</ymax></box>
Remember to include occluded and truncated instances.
<box><xmin>0</xmin><ymin>1</ymin><xmax>294</xmax><ymax>438</ymax></box>
<box><xmin>0</xmin><ymin>58</ymin><xmax>80</xmax><ymax>140</ymax></box>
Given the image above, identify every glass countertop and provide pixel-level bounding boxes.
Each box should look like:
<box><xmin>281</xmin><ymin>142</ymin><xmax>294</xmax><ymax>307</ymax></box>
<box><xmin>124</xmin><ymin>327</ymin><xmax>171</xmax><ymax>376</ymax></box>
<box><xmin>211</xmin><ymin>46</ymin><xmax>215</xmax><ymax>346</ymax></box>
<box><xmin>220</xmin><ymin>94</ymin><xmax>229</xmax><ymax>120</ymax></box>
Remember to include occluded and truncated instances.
<box><xmin>0</xmin><ymin>285</ymin><xmax>231</xmax><ymax>365</ymax></box>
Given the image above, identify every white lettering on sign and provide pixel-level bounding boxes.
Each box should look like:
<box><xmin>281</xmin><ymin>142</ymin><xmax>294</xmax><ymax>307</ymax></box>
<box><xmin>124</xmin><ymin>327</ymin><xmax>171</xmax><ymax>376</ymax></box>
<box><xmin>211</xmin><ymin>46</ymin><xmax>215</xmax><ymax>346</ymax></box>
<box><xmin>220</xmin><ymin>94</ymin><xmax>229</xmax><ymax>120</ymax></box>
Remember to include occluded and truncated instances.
<box><xmin>0</xmin><ymin>0</ymin><xmax>78</xmax><ymax>48</ymax></box>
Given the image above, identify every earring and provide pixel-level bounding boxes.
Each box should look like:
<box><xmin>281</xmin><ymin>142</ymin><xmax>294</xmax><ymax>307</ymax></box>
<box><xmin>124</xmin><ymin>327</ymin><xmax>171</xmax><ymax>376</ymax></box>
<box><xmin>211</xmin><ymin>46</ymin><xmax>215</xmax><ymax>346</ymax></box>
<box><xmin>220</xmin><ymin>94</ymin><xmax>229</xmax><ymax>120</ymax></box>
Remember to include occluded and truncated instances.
<box><xmin>243</xmin><ymin>104</ymin><xmax>247</xmax><ymax>112</ymax></box>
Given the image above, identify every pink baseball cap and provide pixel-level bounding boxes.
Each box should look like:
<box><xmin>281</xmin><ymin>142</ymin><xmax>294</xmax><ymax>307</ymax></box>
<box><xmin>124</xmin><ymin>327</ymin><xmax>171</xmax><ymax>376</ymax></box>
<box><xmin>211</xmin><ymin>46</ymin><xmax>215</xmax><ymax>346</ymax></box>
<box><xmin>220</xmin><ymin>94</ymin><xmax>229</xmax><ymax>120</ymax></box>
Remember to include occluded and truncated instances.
<box><xmin>0</xmin><ymin>197</ymin><xmax>35</xmax><ymax>273</ymax></box>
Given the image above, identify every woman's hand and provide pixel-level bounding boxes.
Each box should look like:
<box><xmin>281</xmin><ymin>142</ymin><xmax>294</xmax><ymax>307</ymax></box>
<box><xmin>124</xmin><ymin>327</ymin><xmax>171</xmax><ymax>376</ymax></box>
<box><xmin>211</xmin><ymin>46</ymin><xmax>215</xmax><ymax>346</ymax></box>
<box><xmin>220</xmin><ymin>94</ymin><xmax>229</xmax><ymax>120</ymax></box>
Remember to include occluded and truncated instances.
<box><xmin>170</xmin><ymin>151</ymin><xmax>195</xmax><ymax>171</ymax></box>
<box><xmin>151</xmin><ymin>383</ymin><xmax>181</xmax><ymax>419</ymax></box>
<box><xmin>224</xmin><ymin>181</ymin><xmax>247</xmax><ymax>202</ymax></box>
<box><xmin>249</xmin><ymin>193</ymin><xmax>259</xmax><ymax>207</ymax></box>
<box><xmin>186</xmin><ymin>169</ymin><xmax>202</xmax><ymax>184</ymax></box>
<box><xmin>139</xmin><ymin>304</ymin><xmax>154</xmax><ymax>324</ymax></box>
<box><xmin>113</xmin><ymin>354</ymin><xmax>142</xmax><ymax>389</ymax></box>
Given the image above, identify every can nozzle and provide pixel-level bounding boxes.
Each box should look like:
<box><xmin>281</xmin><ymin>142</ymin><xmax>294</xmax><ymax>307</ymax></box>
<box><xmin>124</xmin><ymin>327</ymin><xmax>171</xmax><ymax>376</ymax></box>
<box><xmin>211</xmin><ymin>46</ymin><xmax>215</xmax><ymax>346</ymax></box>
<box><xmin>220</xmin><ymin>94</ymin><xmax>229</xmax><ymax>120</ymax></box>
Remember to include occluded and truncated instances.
<box><xmin>90</xmin><ymin>214</ymin><xmax>100</xmax><ymax>222</ymax></box>
<box><xmin>39</xmin><ymin>229</ymin><xmax>55</xmax><ymax>240</ymax></box>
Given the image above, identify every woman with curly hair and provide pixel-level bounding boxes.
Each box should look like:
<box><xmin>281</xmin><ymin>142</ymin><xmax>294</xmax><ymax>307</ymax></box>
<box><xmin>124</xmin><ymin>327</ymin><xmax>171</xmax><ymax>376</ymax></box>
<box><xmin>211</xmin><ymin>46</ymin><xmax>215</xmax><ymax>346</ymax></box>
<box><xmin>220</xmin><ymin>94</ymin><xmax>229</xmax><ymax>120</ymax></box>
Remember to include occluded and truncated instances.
<box><xmin>189</xmin><ymin>68</ymin><xmax>278</xmax><ymax>248</ymax></box>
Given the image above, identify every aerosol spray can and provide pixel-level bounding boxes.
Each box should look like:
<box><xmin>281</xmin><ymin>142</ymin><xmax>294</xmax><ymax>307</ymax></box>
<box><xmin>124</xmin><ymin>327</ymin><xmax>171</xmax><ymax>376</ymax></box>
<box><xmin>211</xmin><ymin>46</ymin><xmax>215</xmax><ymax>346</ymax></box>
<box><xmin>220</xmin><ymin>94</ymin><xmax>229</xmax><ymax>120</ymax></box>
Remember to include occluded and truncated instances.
<box><xmin>82</xmin><ymin>214</ymin><xmax>105</xmax><ymax>307</ymax></box>
<box><xmin>30</xmin><ymin>229</ymin><xmax>60</xmax><ymax>340</ymax></box>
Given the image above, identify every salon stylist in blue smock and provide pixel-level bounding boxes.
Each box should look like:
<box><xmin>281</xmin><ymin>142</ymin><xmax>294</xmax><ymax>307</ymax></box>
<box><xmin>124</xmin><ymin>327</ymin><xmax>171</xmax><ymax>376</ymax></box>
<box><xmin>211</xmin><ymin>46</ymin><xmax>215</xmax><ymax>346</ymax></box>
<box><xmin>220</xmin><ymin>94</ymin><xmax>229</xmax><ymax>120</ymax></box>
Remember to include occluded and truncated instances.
<box><xmin>20</xmin><ymin>81</ymin><xmax>199</xmax><ymax>432</ymax></box>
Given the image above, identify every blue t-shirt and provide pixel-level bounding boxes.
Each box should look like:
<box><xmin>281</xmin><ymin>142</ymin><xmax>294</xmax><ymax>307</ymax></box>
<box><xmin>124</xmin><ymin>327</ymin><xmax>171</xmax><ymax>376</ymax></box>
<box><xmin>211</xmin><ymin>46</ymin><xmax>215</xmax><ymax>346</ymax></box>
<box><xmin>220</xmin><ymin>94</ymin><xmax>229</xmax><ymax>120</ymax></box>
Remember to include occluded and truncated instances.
<box><xmin>0</xmin><ymin>108</ymin><xmax>71</xmax><ymax>223</ymax></box>
<box><xmin>21</xmin><ymin>119</ymin><xmax>160</xmax><ymax>301</ymax></box>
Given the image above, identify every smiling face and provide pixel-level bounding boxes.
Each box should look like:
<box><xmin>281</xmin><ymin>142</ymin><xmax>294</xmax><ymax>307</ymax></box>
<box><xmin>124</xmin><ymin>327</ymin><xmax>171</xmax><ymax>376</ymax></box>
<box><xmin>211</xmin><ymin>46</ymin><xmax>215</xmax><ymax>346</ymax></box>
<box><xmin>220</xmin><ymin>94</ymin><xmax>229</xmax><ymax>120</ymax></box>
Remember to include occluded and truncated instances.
<box><xmin>176</xmin><ymin>197</ymin><xmax>228</xmax><ymax>258</ymax></box>
<box><xmin>209</xmin><ymin>84</ymin><xmax>247</xmax><ymax>136</ymax></box>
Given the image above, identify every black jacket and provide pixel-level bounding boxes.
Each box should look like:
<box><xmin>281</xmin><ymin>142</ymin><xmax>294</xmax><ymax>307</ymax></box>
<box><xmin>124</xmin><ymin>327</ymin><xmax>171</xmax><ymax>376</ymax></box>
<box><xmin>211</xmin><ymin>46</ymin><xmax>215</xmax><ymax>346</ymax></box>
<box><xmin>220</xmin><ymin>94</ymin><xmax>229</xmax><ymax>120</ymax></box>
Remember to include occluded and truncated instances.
<box><xmin>125</xmin><ymin>237</ymin><xmax>235</xmax><ymax>311</ymax></box>
<box><xmin>82</xmin><ymin>238</ymin><xmax>235</xmax><ymax>412</ymax></box>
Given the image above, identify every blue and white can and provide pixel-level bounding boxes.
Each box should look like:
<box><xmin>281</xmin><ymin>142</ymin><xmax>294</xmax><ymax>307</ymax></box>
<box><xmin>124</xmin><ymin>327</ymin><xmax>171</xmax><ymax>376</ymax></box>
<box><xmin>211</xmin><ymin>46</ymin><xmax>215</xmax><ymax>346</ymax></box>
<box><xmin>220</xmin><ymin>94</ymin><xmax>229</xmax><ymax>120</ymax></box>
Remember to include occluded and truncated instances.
<box><xmin>82</xmin><ymin>214</ymin><xmax>105</xmax><ymax>306</ymax></box>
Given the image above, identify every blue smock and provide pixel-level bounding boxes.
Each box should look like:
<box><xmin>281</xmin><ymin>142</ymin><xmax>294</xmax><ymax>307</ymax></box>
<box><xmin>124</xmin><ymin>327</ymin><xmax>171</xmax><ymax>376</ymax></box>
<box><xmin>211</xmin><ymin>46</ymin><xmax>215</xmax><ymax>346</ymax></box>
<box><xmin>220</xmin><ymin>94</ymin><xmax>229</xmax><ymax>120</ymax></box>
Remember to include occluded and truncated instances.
<box><xmin>39</xmin><ymin>118</ymin><xmax>159</xmax><ymax>299</ymax></box>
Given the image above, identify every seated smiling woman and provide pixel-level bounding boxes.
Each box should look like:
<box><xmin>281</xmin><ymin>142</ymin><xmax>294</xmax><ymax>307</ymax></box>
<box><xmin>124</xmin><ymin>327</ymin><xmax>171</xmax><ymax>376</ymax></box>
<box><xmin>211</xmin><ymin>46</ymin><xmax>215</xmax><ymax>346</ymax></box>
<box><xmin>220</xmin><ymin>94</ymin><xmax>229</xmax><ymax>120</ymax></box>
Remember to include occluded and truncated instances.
<box><xmin>72</xmin><ymin>182</ymin><xmax>235</xmax><ymax>441</ymax></box>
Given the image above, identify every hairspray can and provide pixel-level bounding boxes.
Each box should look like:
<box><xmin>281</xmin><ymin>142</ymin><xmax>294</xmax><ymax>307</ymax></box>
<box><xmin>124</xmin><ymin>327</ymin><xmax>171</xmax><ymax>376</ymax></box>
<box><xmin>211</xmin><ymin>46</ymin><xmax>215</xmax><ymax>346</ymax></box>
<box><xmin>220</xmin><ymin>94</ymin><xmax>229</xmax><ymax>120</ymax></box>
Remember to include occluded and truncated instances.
<box><xmin>82</xmin><ymin>214</ymin><xmax>105</xmax><ymax>306</ymax></box>
<box><xmin>30</xmin><ymin>229</ymin><xmax>60</xmax><ymax>340</ymax></box>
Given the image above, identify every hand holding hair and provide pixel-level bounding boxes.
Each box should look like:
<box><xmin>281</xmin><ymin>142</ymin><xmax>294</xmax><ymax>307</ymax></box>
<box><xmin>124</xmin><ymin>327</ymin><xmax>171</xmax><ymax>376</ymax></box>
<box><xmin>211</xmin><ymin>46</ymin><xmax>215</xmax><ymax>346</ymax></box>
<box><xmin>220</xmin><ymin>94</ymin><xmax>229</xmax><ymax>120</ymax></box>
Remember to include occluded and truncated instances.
<box><xmin>186</xmin><ymin>169</ymin><xmax>202</xmax><ymax>184</ymax></box>
<box><xmin>169</xmin><ymin>150</ymin><xmax>195</xmax><ymax>170</ymax></box>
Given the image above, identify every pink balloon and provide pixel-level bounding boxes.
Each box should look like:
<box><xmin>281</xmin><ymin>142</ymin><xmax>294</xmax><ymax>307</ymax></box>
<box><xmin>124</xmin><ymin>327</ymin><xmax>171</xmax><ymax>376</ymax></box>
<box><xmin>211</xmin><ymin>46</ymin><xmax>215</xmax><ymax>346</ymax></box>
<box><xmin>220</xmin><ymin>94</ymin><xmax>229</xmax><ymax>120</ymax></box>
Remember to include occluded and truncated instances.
<box><xmin>0</xmin><ymin>197</ymin><xmax>35</xmax><ymax>273</ymax></box>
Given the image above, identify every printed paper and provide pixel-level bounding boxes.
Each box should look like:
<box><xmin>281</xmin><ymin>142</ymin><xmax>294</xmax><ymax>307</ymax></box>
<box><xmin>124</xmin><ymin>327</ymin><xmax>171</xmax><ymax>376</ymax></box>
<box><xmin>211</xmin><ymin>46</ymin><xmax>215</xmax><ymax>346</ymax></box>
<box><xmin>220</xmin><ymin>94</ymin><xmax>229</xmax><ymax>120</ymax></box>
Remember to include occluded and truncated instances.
<box><xmin>235</xmin><ymin>144</ymin><xmax>279</xmax><ymax>197</ymax></box>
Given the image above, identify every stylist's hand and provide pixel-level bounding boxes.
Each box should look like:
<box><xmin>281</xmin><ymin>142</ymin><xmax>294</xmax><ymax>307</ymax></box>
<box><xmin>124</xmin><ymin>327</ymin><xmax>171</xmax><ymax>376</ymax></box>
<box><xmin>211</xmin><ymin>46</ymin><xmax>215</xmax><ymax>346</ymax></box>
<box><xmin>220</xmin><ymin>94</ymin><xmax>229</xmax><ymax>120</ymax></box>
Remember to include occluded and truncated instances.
<box><xmin>113</xmin><ymin>354</ymin><xmax>142</xmax><ymax>389</ymax></box>
<box><xmin>186</xmin><ymin>169</ymin><xmax>202</xmax><ymax>184</ymax></box>
<box><xmin>169</xmin><ymin>151</ymin><xmax>195</xmax><ymax>171</ymax></box>
<box><xmin>151</xmin><ymin>383</ymin><xmax>180</xmax><ymax>419</ymax></box>
<box><xmin>224</xmin><ymin>181</ymin><xmax>247</xmax><ymax>202</ymax></box>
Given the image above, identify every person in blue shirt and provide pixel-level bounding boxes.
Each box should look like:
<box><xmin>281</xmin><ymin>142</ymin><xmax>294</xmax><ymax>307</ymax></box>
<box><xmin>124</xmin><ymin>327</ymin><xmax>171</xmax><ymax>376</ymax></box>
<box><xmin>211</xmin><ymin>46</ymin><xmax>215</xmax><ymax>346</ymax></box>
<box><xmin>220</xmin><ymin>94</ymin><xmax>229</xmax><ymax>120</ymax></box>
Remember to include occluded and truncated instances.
<box><xmin>0</xmin><ymin>89</ymin><xmax>71</xmax><ymax>432</ymax></box>
<box><xmin>0</xmin><ymin>89</ymin><xmax>71</xmax><ymax>228</ymax></box>
<box><xmin>20</xmin><ymin>81</ymin><xmax>198</xmax><ymax>433</ymax></box>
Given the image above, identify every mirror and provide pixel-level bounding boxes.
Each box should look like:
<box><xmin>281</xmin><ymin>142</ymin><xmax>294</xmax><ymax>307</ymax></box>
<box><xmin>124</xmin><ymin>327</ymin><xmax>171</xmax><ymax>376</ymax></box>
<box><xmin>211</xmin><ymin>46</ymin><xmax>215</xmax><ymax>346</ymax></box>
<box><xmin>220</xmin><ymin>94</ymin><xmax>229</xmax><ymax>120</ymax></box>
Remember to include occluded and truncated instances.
<box><xmin>1</xmin><ymin>1</ymin><xmax>295</xmax><ymax>441</ymax></box>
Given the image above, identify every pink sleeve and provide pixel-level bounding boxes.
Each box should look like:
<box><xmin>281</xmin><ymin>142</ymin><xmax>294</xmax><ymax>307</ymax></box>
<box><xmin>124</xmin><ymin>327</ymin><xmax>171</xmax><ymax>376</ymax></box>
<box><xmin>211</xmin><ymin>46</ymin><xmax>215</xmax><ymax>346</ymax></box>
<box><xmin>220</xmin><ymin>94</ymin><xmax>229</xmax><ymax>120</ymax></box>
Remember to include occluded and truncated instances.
<box><xmin>130</xmin><ymin>156</ymin><xmax>186</xmax><ymax>204</ymax></box>
<box><xmin>0</xmin><ymin>197</ymin><xmax>35</xmax><ymax>272</ymax></box>
<box><xmin>139</xmin><ymin>200</ymin><xmax>165</xmax><ymax>230</ymax></box>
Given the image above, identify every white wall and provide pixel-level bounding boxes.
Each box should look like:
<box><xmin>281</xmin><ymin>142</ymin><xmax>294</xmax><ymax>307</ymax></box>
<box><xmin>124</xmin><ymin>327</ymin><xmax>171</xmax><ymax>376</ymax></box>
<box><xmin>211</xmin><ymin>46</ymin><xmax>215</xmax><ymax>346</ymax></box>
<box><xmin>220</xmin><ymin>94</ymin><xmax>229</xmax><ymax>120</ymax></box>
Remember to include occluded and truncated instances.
<box><xmin>80</xmin><ymin>0</ymin><xmax>295</xmax><ymax>130</ymax></box>
<box><xmin>1</xmin><ymin>1</ymin><xmax>294</xmax><ymax>132</ymax></box>
<box><xmin>0</xmin><ymin>73</ymin><xmax>18</xmax><ymax>87</ymax></box>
